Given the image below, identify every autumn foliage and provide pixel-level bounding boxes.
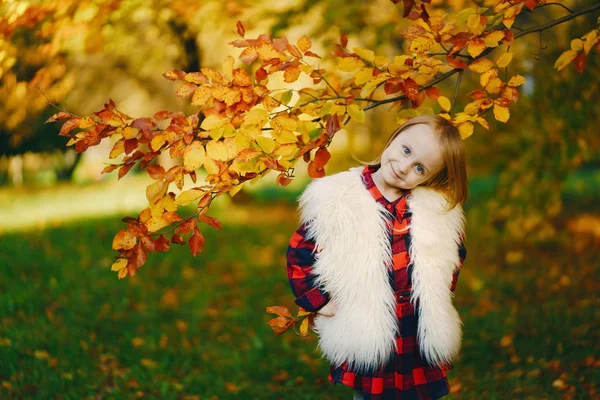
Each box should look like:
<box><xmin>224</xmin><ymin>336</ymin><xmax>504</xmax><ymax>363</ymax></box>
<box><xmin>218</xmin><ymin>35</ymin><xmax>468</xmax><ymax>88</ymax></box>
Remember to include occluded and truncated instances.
<box><xmin>40</xmin><ymin>0</ymin><xmax>600</xmax><ymax>333</ymax></box>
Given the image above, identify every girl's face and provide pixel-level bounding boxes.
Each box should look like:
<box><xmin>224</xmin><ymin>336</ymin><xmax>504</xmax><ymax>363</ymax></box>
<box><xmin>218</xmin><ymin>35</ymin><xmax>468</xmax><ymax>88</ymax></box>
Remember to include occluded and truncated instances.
<box><xmin>379</xmin><ymin>123</ymin><xmax>445</xmax><ymax>190</ymax></box>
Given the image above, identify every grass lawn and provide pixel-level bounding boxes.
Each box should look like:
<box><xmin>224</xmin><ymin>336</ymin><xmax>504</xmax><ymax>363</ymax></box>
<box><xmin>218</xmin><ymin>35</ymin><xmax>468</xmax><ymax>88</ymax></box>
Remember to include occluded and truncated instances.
<box><xmin>0</xmin><ymin>195</ymin><xmax>598</xmax><ymax>399</ymax></box>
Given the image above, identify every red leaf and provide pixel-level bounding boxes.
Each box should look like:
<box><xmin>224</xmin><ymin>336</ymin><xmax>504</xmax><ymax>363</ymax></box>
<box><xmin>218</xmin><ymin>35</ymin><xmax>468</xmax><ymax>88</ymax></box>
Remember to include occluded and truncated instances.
<box><xmin>229</xmin><ymin>39</ymin><xmax>249</xmax><ymax>48</ymax></box>
<box><xmin>199</xmin><ymin>215</ymin><xmax>222</xmax><ymax>230</ymax></box>
<box><xmin>178</xmin><ymin>219</ymin><xmax>197</xmax><ymax>235</ymax></box>
<box><xmin>118</xmin><ymin>163</ymin><xmax>135</xmax><ymax>180</ymax></box>
<box><xmin>147</xmin><ymin>165</ymin><xmax>165</xmax><ymax>180</ymax></box>
<box><xmin>313</xmin><ymin>147</ymin><xmax>331</xmax><ymax>169</ymax></box>
<box><xmin>140</xmin><ymin>235</ymin><xmax>156</xmax><ymax>252</ymax></box>
<box><xmin>124</xmin><ymin>138</ymin><xmax>138</xmax><ymax>155</ymax></box>
<box><xmin>340</xmin><ymin>32</ymin><xmax>348</xmax><ymax>48</ymax></box>
<box><xmin>189</xmin><ymin>227</ymin><xmax>205</xmax><ymax>256</ymax></box>
<box><xmin>46</xmin><ymin>112</ymin><xmax>72</xmax><ymax>123</ymax></box>
<box><xmin>127</xmin><ymin>242</ymin><xmax>147</xmax><ymax>275</ymax></box>
<box><xmin>326</xmin><ymin>114</ymin><xmax>340</xmax><ymax>136</ymax></box>
<box><xmin>197</xmin><ymin>193</ymin><xmax>212</xmax><ymax>214</ymax></box>
<box><xmin>307</xmin><ymin>161</ymin><xmax>325</xmax><ymax>178</ymax></box>
<box><xmin>171</xmin><ymin>232</ymin><xmax>185</xmax><ymax>245</ymax></box>
<box><xmin>59</xmin><ymin>117</ymin><xmax>82</xmax><ymax>136</ymax></box>
<box><xmin>402</xmin><ymin>0</ymin><xmax>416</xmax><ymax>17</ymax></box>
<box><xmin>425</xmin><ymin>86</ymin><xmax>441</xmax><ymax>100</ymax></box>
<box><xmin>402</xmin><ymin>78</ymin><xmax>419</xmax><ymax>101</ymax></box>
<box><xmin>304</xmin><ymin>50</ymin><xmax>321</xmax><ymax>59</ymax></box>
<box><xmin>412</xmin><ymin>90</ymin><xmax>426</xmax><ymax>108</ymax></box>
<box><xmin>468</xmin><ymin>88</ymin><xmax>487</xmax><ymax>99</ymax></box>
<box><xmin>154</xmin><ymin>110</ymin><xmax>172</xmax><ymax>121</ymax></box>
<box><xmin>573</xmin><ymin>51</ymin><xmax>587</xmax><ymax>73</ymax></box>
<box><xmin>155</xmin><ymin>235</ymin><xmax>170</xmax><ymax>252</ymax></box>
<box><xmin>255</xmin><ymin>67</ymin><xmax>268</xmax><ymax>82</ymax></box>
<box><xmin>384</xmin><ymin>79</ymin><xmax>403</xmax><ymax>95</ymax></box>
<box><xmin>276</xmin><ymin>173</ymin><xmax>293</xmax><ymax>187</ymax></box>
<box><xmin>236</xmin><ymin>20</ymin><xmax>245</xmax><ymax>37</ymax></box>
<box><xmin>447</xmin><ymin>55</ymin><xmax>468</xmax><ymax>69</ymax></box>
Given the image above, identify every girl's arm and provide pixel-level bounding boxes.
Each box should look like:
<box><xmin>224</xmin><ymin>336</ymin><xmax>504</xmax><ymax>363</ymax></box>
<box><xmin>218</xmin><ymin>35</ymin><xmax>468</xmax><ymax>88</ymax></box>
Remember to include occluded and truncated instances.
<box><xmin>450</xmin><ymin>241</ymin><xmax>467</xmax><ymax>293</ymax></box>
<box><xmin>286</xmin><ymin>222</ymin><xmax>331</xmax><ymax>313</ymax></box>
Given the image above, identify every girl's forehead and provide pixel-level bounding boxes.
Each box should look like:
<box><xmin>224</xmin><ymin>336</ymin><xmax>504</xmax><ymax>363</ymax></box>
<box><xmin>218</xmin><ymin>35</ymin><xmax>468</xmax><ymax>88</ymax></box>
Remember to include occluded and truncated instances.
<box><xmin>393</xmin><ymin>124</ymin><xmax>436</xmax><ymax>145</ymax></box>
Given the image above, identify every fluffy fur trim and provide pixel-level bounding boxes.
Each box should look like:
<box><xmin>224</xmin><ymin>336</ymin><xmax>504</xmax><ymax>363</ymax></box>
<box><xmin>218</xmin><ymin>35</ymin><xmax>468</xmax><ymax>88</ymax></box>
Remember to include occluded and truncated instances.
<box><xmin>297</xmin><ymin>166</ymin><xmax>464</xmax><ymax>372</ymax></box>
<box><xmin>407</xmin><ymin>187</ymin><xmax>465</xmax><ymax>368</ymax></box>
<box><xmin>298</xmin><ymin>167</ymin><xmax>398</xmax><ymax>373</ymax></box>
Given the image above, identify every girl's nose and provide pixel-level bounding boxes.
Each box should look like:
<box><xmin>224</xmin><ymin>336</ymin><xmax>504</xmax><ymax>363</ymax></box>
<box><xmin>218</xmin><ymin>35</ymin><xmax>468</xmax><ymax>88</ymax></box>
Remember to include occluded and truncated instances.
<box><xmin>397</xmin><ymin>162</ymin><xmax>408</xmax><ymax>175</ymax></box>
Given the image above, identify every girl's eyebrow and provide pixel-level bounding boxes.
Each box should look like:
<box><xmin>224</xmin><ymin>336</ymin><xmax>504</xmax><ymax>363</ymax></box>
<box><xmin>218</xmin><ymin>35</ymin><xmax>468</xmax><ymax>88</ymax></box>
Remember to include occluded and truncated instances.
<box><xmin>405</xmin><ymin>142</ymin><xmax>429</xmax><ymax>174</ymax></box>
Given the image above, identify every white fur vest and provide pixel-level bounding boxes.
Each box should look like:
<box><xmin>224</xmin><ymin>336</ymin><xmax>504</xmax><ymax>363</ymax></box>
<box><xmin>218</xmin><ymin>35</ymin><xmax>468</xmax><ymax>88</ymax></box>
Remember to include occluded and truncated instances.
<box><xmin>297</xmin><ymin>166</ymin><xmax>465</xmax><ymax>373</ymax></box>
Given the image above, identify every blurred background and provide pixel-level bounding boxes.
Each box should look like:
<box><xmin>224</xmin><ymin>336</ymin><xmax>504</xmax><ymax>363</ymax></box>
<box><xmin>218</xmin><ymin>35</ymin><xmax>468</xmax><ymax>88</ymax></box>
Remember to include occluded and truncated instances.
<box><xmin>0</xmin><ymin>0</ymin><xmax>599</xmax><ymax>399</ymax></box>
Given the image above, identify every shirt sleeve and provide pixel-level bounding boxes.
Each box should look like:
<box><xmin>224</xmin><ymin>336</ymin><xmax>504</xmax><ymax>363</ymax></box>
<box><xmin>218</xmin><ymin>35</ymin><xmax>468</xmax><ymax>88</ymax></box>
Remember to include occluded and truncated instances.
<box><xmin>450</xmin><ymin>240</ymin><xmax>467</xmax><ymax>293</ymax></box>
<box><xmin>286</xmin><ymin>222</ymin><xmax>330</xmax><ymax>312</ymax></box>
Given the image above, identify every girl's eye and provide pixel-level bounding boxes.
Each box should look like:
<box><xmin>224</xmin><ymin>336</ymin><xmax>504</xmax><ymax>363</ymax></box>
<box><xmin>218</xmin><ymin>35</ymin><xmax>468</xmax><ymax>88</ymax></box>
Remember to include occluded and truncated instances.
<box><xmin>403</xmin><ymin>146</ymin><xmax>410</xmax><ymax>155</ymax></box>
<box><xmin>416</xmin><ymin>165</ymin><xmax>424</xmax><ymax>174</ymax></box>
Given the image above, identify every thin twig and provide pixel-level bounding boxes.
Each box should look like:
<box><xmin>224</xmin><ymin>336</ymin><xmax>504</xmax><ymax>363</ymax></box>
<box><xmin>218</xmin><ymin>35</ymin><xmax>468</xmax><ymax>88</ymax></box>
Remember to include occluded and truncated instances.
<box><xmin>538</xmin><ymin>2</ymin><xmax>574</xmax><ymax>14</ymax></box>
<box><xmin>452</xmin><ymin>70</ymin><xmax>463</xmax><ymax>109</ymax></box>
<box><xmin>35</xmin><ymin>83</ymin><xmax>74</xmax><ymax>115</ymax></box>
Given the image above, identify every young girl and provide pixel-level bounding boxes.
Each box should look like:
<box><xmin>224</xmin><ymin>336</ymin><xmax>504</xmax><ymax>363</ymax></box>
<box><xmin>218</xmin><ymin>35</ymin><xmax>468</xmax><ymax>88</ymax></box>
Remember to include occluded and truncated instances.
<box><xmin>286</xmin><ymin>114</ymin><xmax>467</xmax><ymax>400</ymax></box>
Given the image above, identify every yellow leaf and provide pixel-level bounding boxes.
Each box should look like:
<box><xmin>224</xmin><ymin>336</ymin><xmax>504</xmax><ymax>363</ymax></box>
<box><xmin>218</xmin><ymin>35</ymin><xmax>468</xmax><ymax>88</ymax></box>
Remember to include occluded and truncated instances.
<box><xmin>437</xmin><ymin>96</ymin><xmax>452</xmax><ymax>112</ymax></box>
<box><xmin>468</xmin><ymin>58</ymin><xmax>494</xmax><ymax>73</ymax></box>
<box><xmin>229</xmin><ymin>183</ymin><xmax>244</xmax><ymax>197</ymax></box>
<box><xmin>554</xmin><ymin>50</ymin><xmax>577</xmax><ymax>71</ymax></box>
<box><xmin>496</xmin><ymin>52</ymin><xmax>513</xmax><ymax>68</ymax></box>
<box><xmin>111</xmin><ymin>258</ymin><xmax>128</xmax><ymax>271</ymax></box>
<box><xmin>486</xmin><ymin>77</ymin><xmax>503</xmax><ymax>94</ymax></box>
<box><xmin>373</xmin><ymin>55</ymin><xmax>390</xmax><ymax>68</ymax></box>
<box><xmin>353</xmin><ymin>47</ymin><xmax>375</xmax><ymax>63</ymax></box>
<box><xmin>583</xmin><ymin>30</ymin><xmax>598</xmax><ymax>55</ymax></box>
<box><xmin>146</xmin><ymin>216</ymin><xmax>170</xmax><ymax>233</ymax></box>
<box><xmin>146</xmin><ymin>180</ymin><xmax>168</xmax><ymax>205</ymax></box>
<box><xmin>34</xmin><ymin>350</ymin><xmax>49</xmax><ymax>359</ymax></box>
<box><xmin>271</xmin><ymin>115</ymin><xmax>297</xmax><ymax>133</ymax></box>
<box><xmin>467</xmin><ymin>39</ymin><xmax>486</xmax><ymax>58</ymax></box>
<box><xmin>480</xmin><ymin>68</ymin><xmax>498</xmax><ymax>87</ymax></box>
<box><xmin>297</xmin><ymin>35</ymin><xmax>312</xmax><ymax>52</ymax></box>
<box><xmin>256</xmin><ymin>135</ymin><xmax>277</xmax><ymax>154</ymax></box>
<box><xmin>355</xmin><ymin>68</ymin><xmax>373</xmax><ymax>85</ymax></box>
<box><xmin>118</xmin><ymin>267</ymin><xmax>128</xmax><ymax>279</ymax></box>
<box><xmin>570</xmin><ymin>38</ymin><xmax>583</xmax><ymax>51</ymax></box>
<box><xmin>458</xmin><ymin>122</ymin><xmax>474</xmax><ymax>139</ymax></box>
<box><xmin>347</xmin><ymin>104</ymin><xmax>365</xmax><ymax>123</ymax></box>
<box><xmin>200</xmin><ymin>115</ymin><xmax>227</xmax><ymax>131</ymax></box>
<box><xmin>206</xmin><ymin>140</ymin><xmax>229</xmax><ymax>161</ymax></box>
<box><xmin>477</xmin><ymin>117</ymin><xmax>489</xmax><ymax>130</ymax></box>
<box><xmin>150</xmin><ymin>134</ymin><xmax>167</xmax><ymax>152</ymax></box>
<box><xmin>176</xmin><ymin>189</ymin><xmax>205</xmax><ymax>206</ymax></box>
<box><xmin>191</xmin><ymin>86</ymin><xmax>212</xmax><ymax>106</ymax></box>
<box><xmin>338</xmin><ymin>57</ymin><xmax>365</xmax><ymax>72</ymax></box>
<box><xmin>483</xmin><ymin>30</ymin><xmax>505</xmax><ymax>47</ymax></box>
<box><xmin>273</xmin><ymin>130</ymin><xmax>298</xmax><ymax>144</ymax></box>
<box><xmin>409</xmin><ymin>36</ymin><xmax>434</xmax><ymax>53</ymax></box>
<box><xmin>299</xmin><ymin>317</ymin><xmax>310</xmax><ymax>337</ymax></box>
<box><xmin>243</xmin><ymin>109</ymin><xmax>269</xmax><ymax>126</ymax></box>
<box><xmin>493</xmin><ymin>104</ymin><xmax>510</xmax><ymax>122</ymax></box>
<box><xmin>284</xmin><ymin>65</ymin><xmax>302</xmax><ymax>83</ymax></box>
<box><xmin>113</xmin><ymin>229</ymin><xmax>137</xmax><ymax>250</ymax></box>
<box><xmin>508</xmin><ymin>75</ymin><xmax>526</xmax><ymax>87</ymax></box>
<box><xmin>222</xmin><ymin>55</ymin><xmax>234</xmax><ymax>79</ymax></box>
<box><xmin>109</xmin><ymin>140</ymin><xmax>125</xmax><ymax>159</ymax></box>
<box><xmin>467</xmin><ymin>14</ymin><xmax>486</xmax><ymax>35</ymax></box>
<box><xmin>122</xmin><ymin>127</ymin><xmax>139</xmax><ymax>139</ymax></box>
<box><xmin>183</xmin><ymin>141</ymin><xmax>205</xmax><ymax>171</ymax></box>
<box><xmin>79</xmin><ymin>117</ymin><xmax>95</xmax><ymax>129</ymax></box>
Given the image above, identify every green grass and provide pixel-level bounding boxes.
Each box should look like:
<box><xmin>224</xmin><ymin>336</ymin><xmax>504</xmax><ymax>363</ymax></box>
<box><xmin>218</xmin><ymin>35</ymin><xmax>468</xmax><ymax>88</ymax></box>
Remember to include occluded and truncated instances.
<box><xmin>1</xmin><ymin>209</ymin><xmax>598</xmax><ymax>399</ymax></box>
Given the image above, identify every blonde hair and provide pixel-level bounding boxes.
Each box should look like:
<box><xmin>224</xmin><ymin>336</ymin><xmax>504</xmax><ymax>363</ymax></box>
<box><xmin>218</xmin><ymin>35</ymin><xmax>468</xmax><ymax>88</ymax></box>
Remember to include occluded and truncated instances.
<box><xmin>359</xmin><ymin>114</ymin><xmax>468</xmax><ymax>209</ymax></box>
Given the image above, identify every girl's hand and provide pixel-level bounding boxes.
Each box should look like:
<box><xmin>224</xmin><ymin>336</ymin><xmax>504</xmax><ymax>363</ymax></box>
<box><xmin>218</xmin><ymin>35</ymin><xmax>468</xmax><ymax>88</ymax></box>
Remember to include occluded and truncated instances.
<box><xmin>317</xmin><ymin>302</ymin><xmax>336</xmax><ymax>317</ymax></box>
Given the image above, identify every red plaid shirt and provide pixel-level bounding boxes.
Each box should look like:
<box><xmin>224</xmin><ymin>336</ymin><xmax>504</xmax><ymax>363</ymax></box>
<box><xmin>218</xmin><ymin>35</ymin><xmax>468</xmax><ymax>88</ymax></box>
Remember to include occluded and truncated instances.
<box><xmin>287</xmin><ymin>165</ymin><xmax>466</xmax><ymax>400</ymax></box>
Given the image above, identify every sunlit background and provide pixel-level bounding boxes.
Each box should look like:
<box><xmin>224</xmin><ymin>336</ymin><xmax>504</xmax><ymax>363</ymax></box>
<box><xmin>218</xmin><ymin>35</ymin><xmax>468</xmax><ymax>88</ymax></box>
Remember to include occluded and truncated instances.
<box><xmin>1</xmin><ymin>0</ymin><xmax>599</xmax><ymax>399</ymax></box>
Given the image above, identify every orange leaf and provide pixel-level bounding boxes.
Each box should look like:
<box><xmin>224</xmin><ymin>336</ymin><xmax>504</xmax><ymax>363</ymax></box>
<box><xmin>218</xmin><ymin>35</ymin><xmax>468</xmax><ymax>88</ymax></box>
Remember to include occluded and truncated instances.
<box><xmin>468</xmin><ymin>58</ymin><xmax>493</xmax><ymax>73</ymax></box>
<box><xmin>447</xmin><ymin>55</ymin><xmax>468</xmax><ymax>69</ymax></box>
<box><xmin>467</xmin><ymin>39</ymin><xmax>486</xmax><ymax>58</ymax></box>
<box><xmin>239</xmin><ymin>47</ymin><xmax>258</xmax><ymax>64</ymax></box>
<box><xmin>267</xmin><ymin>316</ymin><xmax>295</xmax><ymax>335</ymax></box>
<box><xmin>113</xmin><ymin>230</ymin><xmax>138</xmax><ymax>251</ymax></box>
<box><xmin>304</xmin><ymin>50</ymin><xmax>321</xmax><ymax>58</ymax></box>
<box><xmin>154</xmin><ymin>235</ymin><xmax>170</xmax><ymax>252</ymax></box>
<box><xmin>236</xmin><ymin>148</ymin><xmax>262</xmax><ymax>162</ymax></box>
<box><xmin>236</xmin><ymin>21</ymin><xmax>245</xmax><ymax>37</ymax></box>
<box><xmin>425</xmin><ymin>87</ymin><xmax>440</xmax><ymax>100</ymax></box>
<box><xmin>284</xmin><ymin>65</ymin><xmax>302</xmax><ymax>83</ymax></box>
<box><xmin>163</xmin><ymin>69</ymin><xmax>186</xmax><ymax>81</ymax></box>
<box><xmin>232</xmin><ymin>68</ymin><xmax>252</xmax><ymax>87</ymax></box>
<box><xmin>146</xmin><ymin>165</ymin><xmax>165</xmax><ymax>180</ymax></box>
<box><xmin>45</xmin><ymin>111</ymin><xmax>72</xmax><ymax>123</ymax></box>
<box><xmin>266</xmin><ymin>306</ymin><xmax>293</xmax><ymax>318</ymax></box>
<box><xmin>573</xmin><ymin>51</ymin><xmax>587</xmax><ymax>73</ymax></box>
<box><xmin>189</xmin><ymin>227</ymin><xmax>205</xmax><ymax>256</ymax></box>
<box><xmin>199</xmin><ymin>215</ymin><xmax>222</xmax><ymax>230</ymax></box>
<box><xmin>59</xmin><ymin>117</ymin><xmax>82</xmax><ymax>137</ymax></box>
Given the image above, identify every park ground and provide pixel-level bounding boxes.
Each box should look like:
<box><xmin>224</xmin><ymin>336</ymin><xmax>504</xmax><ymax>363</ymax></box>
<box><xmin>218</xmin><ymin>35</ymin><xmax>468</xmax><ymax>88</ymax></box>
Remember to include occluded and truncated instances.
<box><xmin>0</xmin><ymin>175</ymin><xmax>599</xmax><ymax>400</ymax></box>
